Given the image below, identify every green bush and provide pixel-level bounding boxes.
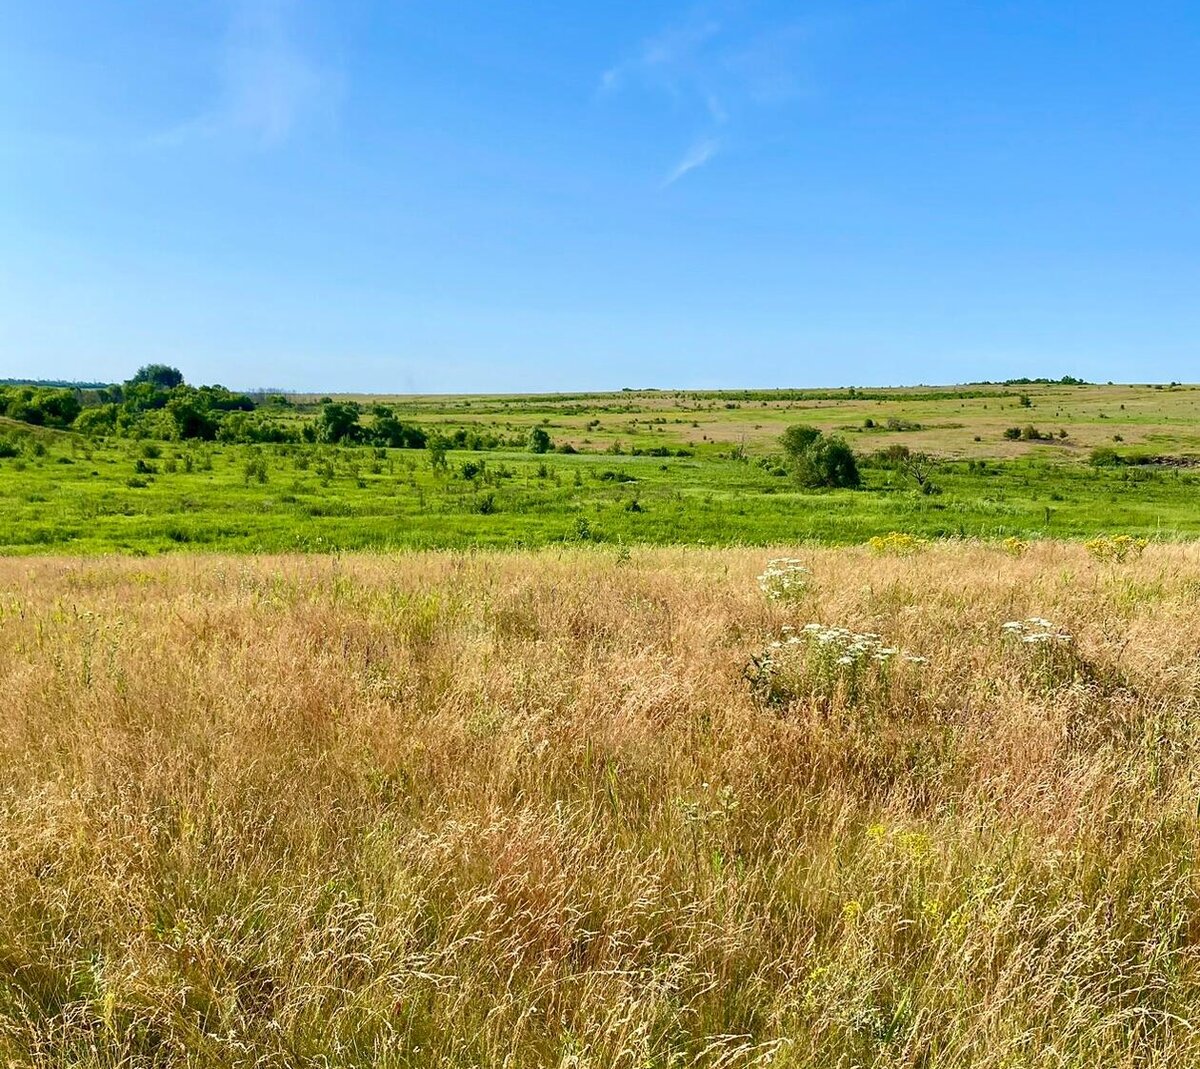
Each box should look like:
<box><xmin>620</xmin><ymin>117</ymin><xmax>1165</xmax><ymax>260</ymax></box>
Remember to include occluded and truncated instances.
<box><xmin>1089</xmin><ymin>446</ymin><xmax>1123</xmax><ymax>467</ymax></box>
<box><xmin>782</xmin><ymin>425</ymin><xmax>861</xmax><ymax>489</ymax></box>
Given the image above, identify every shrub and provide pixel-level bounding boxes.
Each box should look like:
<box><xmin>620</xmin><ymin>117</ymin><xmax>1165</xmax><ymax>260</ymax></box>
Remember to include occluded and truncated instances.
<box><xmin>317</xmin><ymin>403</ymin><xmax>361</xmax><ymax>444</ymax></box>
<box><xmin>1089</xmin><ymin>446</ymin><xmax>1123</xmax><ymax>467</ymax></box>
<box><xmin>782</xmin><ymin>425</ymin><xmax>860</xmax><ymax>489</ymax></box>
<box><xmin>781</xmin><ymin>424</ymin><xmax>822</xmax><ymax>459</ymax></box>
<box><xmin>427</xmin><ymin>434</ymin><xmax>450</xmax><ymax>472</ymax></box>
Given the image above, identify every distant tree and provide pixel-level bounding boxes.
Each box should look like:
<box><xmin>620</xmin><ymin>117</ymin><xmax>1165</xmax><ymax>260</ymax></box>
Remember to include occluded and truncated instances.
<box><xmin>129</xmin><ymin>364</ymin><xmax>184</xmax><ymax>389</ymax></box>
<box><xmin>427</xmin><ymin>433</ymin><xmax>451</xmax><ymax>472</ymax></box>
<box><xmin>371</xmin><ymin>408</ymin><xmax>427</xmax><ymax>449</ymax></box>
<box><xmin>38</xmin><ymin>390</ymin><xmax>82</xmax><ymax>426</ymax></box>
<box><xmin>167</xmin><ymin>395</ymin><xmax>219</xmax><ymax>440</ymax></box>
<box><xmin>878</xmin><ymin>444</ymin><xmax>937</xmax><ymax>490</ymax></box>
<box><xmin>1</xmin><ymin>387</ymin><xmax>81</xmax><ymax>428</ymax></box>
<box><xmin>528</xmin><ymin>427</ymin><xmax>552</xmax><ymax>454</ymax></box>
<box><xmin>317</xmin><ymin>402</ymin><xmax>361</xmax><ymax>443</ymax></box>
<box><xmin>74</xmin><ymin>404</ymin><xmax>119</xmax><ymax>437</ymax></box>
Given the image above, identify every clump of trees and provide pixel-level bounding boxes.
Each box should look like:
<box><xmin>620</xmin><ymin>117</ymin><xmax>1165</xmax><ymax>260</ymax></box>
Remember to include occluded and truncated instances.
<box><xmin>0</xmin><ymin>385</ymin><xmax>82</xmax><ymax>428</ymax></box>
<box><xmin>314</xmin><ymin>403</ymin><xmax>427</xmax><ymax>448</ymax></box>
<box><xmin>781</xmin><ymin>425</ymin><xmax>861</xmax><ymax>488</ymax></box>
<box><xmin>74</xmin><ymin>368</ymin><xmax>261</xmax><ymax>442</ymax></box>
<box><xmin>0</xmin><ymin>366</ymin><xmax>443</xmax><ymax>450</ymax></box>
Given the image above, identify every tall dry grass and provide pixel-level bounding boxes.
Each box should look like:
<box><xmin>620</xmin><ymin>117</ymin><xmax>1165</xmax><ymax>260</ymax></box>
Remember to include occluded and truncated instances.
<box><xmin>1</xmin><ymin>544</ymin><xmax>1199</xmax><ymax>1067</ymax></box>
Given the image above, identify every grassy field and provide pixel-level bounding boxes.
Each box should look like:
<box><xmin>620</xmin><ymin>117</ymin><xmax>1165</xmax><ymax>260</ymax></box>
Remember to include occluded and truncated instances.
<box><xmin>3</xmin><ymin>382</ymin><xmax>1200</xmax><ymax>554</ymax></box>
<box><xmin>3</xmin><ymin>542</ymin><xmax>1199</xmax><ymax>1066</ymax></box>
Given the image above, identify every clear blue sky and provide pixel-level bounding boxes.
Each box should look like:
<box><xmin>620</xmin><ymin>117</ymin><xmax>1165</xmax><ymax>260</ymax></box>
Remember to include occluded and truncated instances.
<box><xmin>2</xmin><ymin>1</ymin><xmax>1198</xmax><ymax>392</ymax></box>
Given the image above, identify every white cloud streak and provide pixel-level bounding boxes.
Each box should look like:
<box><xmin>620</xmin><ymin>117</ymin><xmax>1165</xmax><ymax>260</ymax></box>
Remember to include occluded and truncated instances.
<box><xmin>599</xmin><ymin>7</ymin><xmax>815</xmax><ymax>188</ymax></box>
<box><xmin>662</xmin><ymin>137</ymin><xmax>719</xmax><ymax>186</ymax></box>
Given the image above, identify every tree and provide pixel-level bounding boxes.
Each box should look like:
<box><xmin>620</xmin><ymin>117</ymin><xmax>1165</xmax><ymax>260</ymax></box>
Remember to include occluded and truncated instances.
<box><xmin>371</xmin><ymin>414</ymin><xmax>427</xmax><ymax>449</ymax></box>
<box><xmin>528</xmin><ymin>427</ymin><xmax>552</xmax><ymax>454</ymax></box>
<box><xmin>802</xmin><ymin>435</ymin><xmax>861</xmax><ymax>488</ymax></box>
<box><xmin>780</xmin><ymin>424</ymin><xmax>821</xmax><ymax>462</ymax></box>
<box><xmin>129</xmin><ymin>364</ymin><xmax>184</xmax><ymax>389</ymax></box>
<box><xmin>427</xmin><ymin>433</ymin><xmax>451</xmax><ymax>472</ymax></box>
<box><xmin>167</xmin><ymin>394</ymin><xmax>219</xmax><ymax>440</ymax></box>
<box><xmin>317</xmin><ymin>402</ymin><xmax>361</xmax><ymax>444</ymax></box>
<box><xmin>37</xmin><ymin>389</ymin><xmax>82</xmax><ymax>427</ymax></box>
<box><xmin>882</xmin><ymin>444</ymin><xmax>937</xmax><ymax>490</ymax></box>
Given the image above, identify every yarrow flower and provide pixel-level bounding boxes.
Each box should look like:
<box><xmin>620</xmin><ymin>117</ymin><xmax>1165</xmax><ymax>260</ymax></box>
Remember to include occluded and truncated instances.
<box><xmin>1001</xmin><ymin>617</ymin><xmax>1072</xmax><ymax>645</ymax></box>
<box><xmin>757</xmin><ymin>558</ymin><xmax>813</xmax><ymax>602</ymax></box>
<box><xmin>794</xmin><ymin>623</ymin><xmax>928</xmax><ymax>670</ymax></box>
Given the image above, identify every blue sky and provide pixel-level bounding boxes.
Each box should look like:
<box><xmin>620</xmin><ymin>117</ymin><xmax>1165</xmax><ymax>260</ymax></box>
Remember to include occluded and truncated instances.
<box><xmin>2</xmin><ymin>1</ymin><xmax>1198</xmax><ymax>392</ymax></box>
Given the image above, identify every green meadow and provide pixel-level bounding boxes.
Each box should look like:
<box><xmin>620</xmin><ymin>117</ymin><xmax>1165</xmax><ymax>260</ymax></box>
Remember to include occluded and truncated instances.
<box><xmin>2</xmin><ymin>382</ymin><xmax>1199</xmax><ymax>554</ymax></box>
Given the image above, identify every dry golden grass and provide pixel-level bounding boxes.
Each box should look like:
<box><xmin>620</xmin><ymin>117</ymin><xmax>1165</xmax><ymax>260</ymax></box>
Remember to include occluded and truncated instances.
<box><xmin>2</xmin><ymin>544</ymin><xmax>1200</xmax><ymax>1067</ymax></box>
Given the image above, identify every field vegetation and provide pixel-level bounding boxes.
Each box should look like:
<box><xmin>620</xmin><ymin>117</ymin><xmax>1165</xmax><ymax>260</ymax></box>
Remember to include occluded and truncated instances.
<box><xmin>3</xmin><ymin>543</ymin><xmax>1200</xmax><ymax>1066</ymax></box>
<box><xmin>2</xmin><ymin>372</ymin><xmax>1200</xmax><ymax>554</ymax></box>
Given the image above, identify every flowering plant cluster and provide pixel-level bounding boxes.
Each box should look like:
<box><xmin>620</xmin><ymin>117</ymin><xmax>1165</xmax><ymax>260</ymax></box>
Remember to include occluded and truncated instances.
<box><xmin>757</xmin><ymin>558</ymin><xmax>813</xmax><ymax>602</ymax></box>
<box><xmin>1001</xmin><ymin>617</ymin><xmax>1072</xmax><ymax>645</ymax></box>
<box><xmin>868</xmin><ymin>531</ymin><xmax>927</xmax><ymax>556</ymax></box>
<box><xmin>1001</xmin><ymin>616</ymin><xmax>1080</xmax><ymax>686</ymax></box>
<box><xmin>796</xmin><ymin>623</ymin><xmax>928</xmax><ymax>668</ymax></box>
<box><xmin>1085</xmin><ymin>535</ymin><xmax>1148</xmax><ymax>563</ymax></box>
<box><xmin>747</xmin><ymin>621</ymin><xmax>928</xmax><ymax>711</ymax></box>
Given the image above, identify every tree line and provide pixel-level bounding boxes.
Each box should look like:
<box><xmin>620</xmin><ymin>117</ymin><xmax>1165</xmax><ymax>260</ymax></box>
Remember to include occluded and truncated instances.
<box><xmin>0</xmin><ymin>365</ymin><xmax>562</xmax><ymax>454</ymax></box>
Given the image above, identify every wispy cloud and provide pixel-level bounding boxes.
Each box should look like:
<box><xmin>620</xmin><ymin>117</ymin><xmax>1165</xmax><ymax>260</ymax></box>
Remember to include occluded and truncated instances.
<box><xmin>599</xmin><ymin>16</ymin><xmax>722</xmax><ymax>98</ymax></box>
<box><xmin>662</xmin><ymin>137</ymin><xmax>720</xmax><ymax>187</ymax></box>
<box><xmin>598</xmin><ymin>6</ymin><xmax>817</xmax><ymax>187</ymax></box>
<box><xmin>157</xmin><ymin>0</ymin><xmax>340</xmax><ymax>148</ymax></box>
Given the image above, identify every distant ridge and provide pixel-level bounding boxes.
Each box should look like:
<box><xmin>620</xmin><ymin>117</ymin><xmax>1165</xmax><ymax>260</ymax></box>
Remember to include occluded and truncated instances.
<box><xmin>0</xmin><ymin>378</ymin><xmax>112</xmax><ymax>389</ymax></box>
